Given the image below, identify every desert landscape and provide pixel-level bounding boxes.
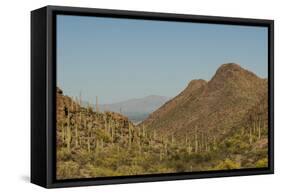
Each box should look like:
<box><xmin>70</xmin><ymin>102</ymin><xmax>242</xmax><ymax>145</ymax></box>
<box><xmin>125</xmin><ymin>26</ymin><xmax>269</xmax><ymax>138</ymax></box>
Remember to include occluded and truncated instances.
<box><xmin>56</xmin><ymin>63</ymin><xmax>268</xmax><ymax>179</ymax></box>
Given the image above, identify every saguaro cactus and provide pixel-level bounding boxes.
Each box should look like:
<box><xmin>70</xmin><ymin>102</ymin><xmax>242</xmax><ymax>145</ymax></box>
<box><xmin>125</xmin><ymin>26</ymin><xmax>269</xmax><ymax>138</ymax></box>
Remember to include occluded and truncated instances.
<box><xmin>153</xmin><ymin>130</ymin><xmax>157</xmax><ymax>140</ymax></box>
<box><xmin>79</xmin><ymin>112</ymin><xmax>82</xmax><ymax>125</ymax></box>
<box><xmin>249</xmin><ymin>127</ymin><xmax>253</xmax><ymax>145</ymax></box>
<box><xmin>212</xmin><ymin>135</ymin><xmax>216</xmax><ymax>150</ymax></box>
<box><xmin>75</xmin><ymin>123</ymin><xmax>78</xmax><ymax>148</ymax></box>
<box><xmin>66</xmin><ymin>114</ymin><xmax>72</xmax><ymax>152</ymax></box>
<box><xmin>159</xmin><ymin>149</ymin><xmax>163</xmax><ymax>161</ymax></box>
<box><xmin>71</xmin><ymin>97</ymin><xmax>74</xmax><ymax>112</ymax></box>
<box><xmin>200</xmin><ymin>132</ymin><xmax>204</xmax><ymax>152</ymax></box>
<box><xmin>195</xmin><ymin>126</ymin><xmax>198</xmax><ymax>153</ymax></box>
<box><xmin>164</xmin><ymin>142</ymin><xmax>168</xmax><ymax>155</ymax></box>
<box><xmin>79</xmin><ymin>91</ymin><xmax>82</xmax><ymax>106</ymax></box>
<box><xmin>100</xmin><ymin>138</ymin><xmax>104</xmax><ymax>149</ymax></box>
<box><xmin>61</xmin><ymin>123</ymin><xmax>65</xmax><ymax>143</ymax></box>
<box><xmin>96</xmin><ymin>96</ymin><xmax>99</xmax><ymax>112</ymax></box>
<box><xmin>142</xmin><ymin>124</ymin><xmax>146</xmax><ymax>138</ymax></box>
<box><xmin>95</xmin><ymin>139</ymin><xmax>99</xmax><ymax>153</ymax></box>
<box><xmin>87</xmin><ymin>137</ymin><xmax>91</xmax><ymax>153</ymax></box>
<box><xmin>258</xmin><ymin>116</ymin><xmax>262</xmax><ymax>140</ymax></box>
<box><xmin>128</xmin><ymin>125</ymin><xmax>132</xmax><ymax>148</ymax></box>
<box><xmin>75</xmin><ymin>97</ymin><xmax>79</xmax><ymax>110</ymax></box>
<box><xmin>205</xmin><ymin>136</ymin><xmax>209</xmax><ymax>152</ymax></box>
<box><xmin>188</xmin><ymin>139</ymin><xmax>192</xmax><ymax>154</ymax></box>
<box><xmin>111</xmin><ymin>120</ymin><xmax>115</xmax><ymax>142</ymax></box>
<box><xmin>253</xmin><ymin>119</ymin><xmax>256</xmax><ymax>134</ymax></box>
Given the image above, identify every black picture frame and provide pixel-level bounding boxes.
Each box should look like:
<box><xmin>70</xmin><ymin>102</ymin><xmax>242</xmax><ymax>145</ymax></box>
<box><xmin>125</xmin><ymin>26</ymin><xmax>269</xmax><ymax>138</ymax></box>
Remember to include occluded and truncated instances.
<box><xmin>31</xmin><ymin>5</ymin><xmax>274</xmax><ymax>188</ymax></box>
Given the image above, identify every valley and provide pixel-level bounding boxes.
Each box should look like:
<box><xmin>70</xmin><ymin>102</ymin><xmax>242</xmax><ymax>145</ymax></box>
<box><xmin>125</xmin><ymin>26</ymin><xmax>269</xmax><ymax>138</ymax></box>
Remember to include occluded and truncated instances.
<box><xmin>56</xmin><ymin>63</ymin><xmax>268</xmax><ymax>179</ymax></box>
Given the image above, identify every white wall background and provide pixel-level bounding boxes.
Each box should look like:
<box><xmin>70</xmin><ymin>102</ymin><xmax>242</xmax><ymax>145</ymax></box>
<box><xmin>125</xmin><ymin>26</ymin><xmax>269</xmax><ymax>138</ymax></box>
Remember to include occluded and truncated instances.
<box><xmin>0</xmin><ymin>0</ymin><xmax>279</xmax><ymax>193</ymax></box>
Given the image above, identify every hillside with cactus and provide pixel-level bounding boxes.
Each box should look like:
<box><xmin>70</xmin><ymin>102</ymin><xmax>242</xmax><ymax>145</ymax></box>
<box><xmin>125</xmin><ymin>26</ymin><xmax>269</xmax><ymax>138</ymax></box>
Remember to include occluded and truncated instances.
<box><xmin>56</xmin><ymin>63</ymin><xmax>268</xmax><ymax>180</ymax></box>
<box><xmin>142</xmin><ymin>63</ymin><xmax>267</xmax><ymax>139</ymax></box>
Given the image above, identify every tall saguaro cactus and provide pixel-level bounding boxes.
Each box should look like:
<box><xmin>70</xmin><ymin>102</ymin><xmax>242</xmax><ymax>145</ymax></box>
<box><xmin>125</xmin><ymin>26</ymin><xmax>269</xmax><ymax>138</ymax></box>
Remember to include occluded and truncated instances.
<box><xmin>96</xmin><ymin>96</ymin><xmax>99</xmax><ymax>113</ymax></box>
<box><xmin>128</xmin><ymin>125</ymin><xmax>132</xmax><ymax>148</ymax></box>
<box><xmin>71</xmin><ymin>97</ymin><xmax>74</xmax><ymax>112</ymax></box>
<box><xmin>87</xmin><ymin>137</ymin><xmax>91</xmax><ymax>153</ymax></box>
<box><xmin>142</xmin><ymin>124</ymin><xmax>146</xmax><ymax>138</ymax></box>
<box><xmin>195</xmin><ymin>126</ymin><xmax>198</xmax><ymax>153</ymax></box>
<box><xmin>153</xmin><ymin>130</ymin><xmax>157</xmax><ymax>140</ymax></box>
<box><xmin>249</xmin><ymin>127</ymin><xmax>253</xmax><ymax>145</ymax></box>
<box><xmin>66</xmin><ymin>114</ymin><xmax>72</xmax><ymax>152</ymax></box>
<box><xmin>213</xmin><ymin>135</ymin><xmax>217</xmax><ymax>150</ymax></box>
<box><xmin>61</xmin><ymin>123</ymin><xmax>65</xmax><ymax>143</ymax></box>
<box><xmin>111</xmin><ymin>120</ymin><xmax>115</xmax><ymax>142</ymax></box>
<box><xmin>171</xmin><ymin>133</ymin><xmax>174</xmax><ymax>145</ymax></box>
<box><xmin>75</xmin><ymin>123</ymin><xmax>78</xmax><ymax>148</ymax></box>
<box><xmin>79</xmin><ymin>91</ymin><xmax>82</xmax><ymax>106</ymax></box>
<box><xmin>188</xmin><ymin>139</ymin><xmax>192</xmax><ymax>154</ymax></box>
<box><xmin>258</xmin><ymin>116</ymin><xmax>262</xmax><ymax>140</ymax></box>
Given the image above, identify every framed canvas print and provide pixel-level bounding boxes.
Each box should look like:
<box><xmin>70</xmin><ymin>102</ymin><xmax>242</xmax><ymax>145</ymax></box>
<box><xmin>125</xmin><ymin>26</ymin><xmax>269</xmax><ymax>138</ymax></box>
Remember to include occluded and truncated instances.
<box><xmin>31</xmin><ymin>5</ymin><xmax>274</xmax><ymax>188</ymax></box>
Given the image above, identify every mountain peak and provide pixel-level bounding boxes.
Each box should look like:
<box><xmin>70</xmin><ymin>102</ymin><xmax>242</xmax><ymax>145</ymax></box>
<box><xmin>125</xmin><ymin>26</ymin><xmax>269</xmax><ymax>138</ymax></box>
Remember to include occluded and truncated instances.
<box><xmin>218</xmin><ymin>62</ymin><xmax>241</xmax><ymax>69</ymax></box>
<box><xmin>188</xmin><ymin>79</ymin><xmax>207</xmax><ymax>87</ymax></box>
<box><xmin>215</xmin><ymin>63</ymin><xmax>244</xmax><ymax>76</ymax></box>
<box><xmin>209</xmin><ymin>63</ymin><xmax>259</xmax><ymax>90</ymax></box>
<box><xmin>184</xmin><ymin>79</ymin><xmax>207</xmax><ymax>93</ymax></box>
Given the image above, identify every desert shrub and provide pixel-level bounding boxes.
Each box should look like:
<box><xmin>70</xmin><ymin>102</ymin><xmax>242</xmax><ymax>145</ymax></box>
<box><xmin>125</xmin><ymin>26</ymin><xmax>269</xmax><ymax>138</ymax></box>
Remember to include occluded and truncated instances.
<box><xmin>188</xmin><ymin>152</ymin><xmax>212</xmax><ymax>163</ymax></box>
<box><xmin>72</xmin><ymin>149</ymin><xmax>91</xmax><ymax>165</ymax></box>
<box><xmin>213</xmin><ymin>158</ymin><xmax>240</xmax><ymax>170</ymax></box>
<box><xmin>96</xmin><ymin>151</ymin><xmax>120</xmax><ymax>168</ymax></box>
<box><xmin>145</xmin><ymin>164</ymin><xmax>175</xmax><ymax>174</ymax></box>
<box><xmin>255</xmin><ymin>158</ymin><xmax>268</xmax><ymax>168</ymax></box>
<box><xmin>116</xmin><ymin>165</ymin><xmax>144</xmax><ymax>175</ymax></box>
<box><xmin>94</xmin><ymin>128</ymin><xmax>111</xmax><ymax>142</ymax></box>
<box><xmin>57</xmin><ymin>161</ymin><xmax>80</xmax><ymax>179</ymax></box>
<box><xmin>57</xmin><ymin>148</ymin><xmax>72</xmax><ymax>161</ymax></box>
<box><xmin>224</xmin><ymin>138</ymin><xmax>249</xmax><ymax>154</ymax></box>
<box><xmin>87</xmin><ymin>165</ymin><xmax>120</xmax><ymax>177</ymax></box>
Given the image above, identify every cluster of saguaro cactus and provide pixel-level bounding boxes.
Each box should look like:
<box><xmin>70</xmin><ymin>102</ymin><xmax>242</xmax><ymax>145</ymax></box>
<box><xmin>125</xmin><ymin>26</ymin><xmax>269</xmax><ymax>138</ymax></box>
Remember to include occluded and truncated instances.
<box><xmin>58</xmin><ymin>93</ymin><xmax>226</xmax><ymax>165</ymax></box>
<box><xmin>56</xmin><ymin>87</ymin><xmax>269</xmax><ymax>180</ymax></box>
<box><xmin>248</xmin><ymin>110</ymin><xmax>266</xmax><ymax>145</ymax></box>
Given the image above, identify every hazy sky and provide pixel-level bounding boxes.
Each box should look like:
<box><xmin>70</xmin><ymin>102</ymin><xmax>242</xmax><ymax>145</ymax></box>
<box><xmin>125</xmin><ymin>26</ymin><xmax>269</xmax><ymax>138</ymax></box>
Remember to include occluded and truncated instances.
<box><xmin>57</xmin><ymin>15</ymin><xmax>268</xmax><ymax>104</ymax></box>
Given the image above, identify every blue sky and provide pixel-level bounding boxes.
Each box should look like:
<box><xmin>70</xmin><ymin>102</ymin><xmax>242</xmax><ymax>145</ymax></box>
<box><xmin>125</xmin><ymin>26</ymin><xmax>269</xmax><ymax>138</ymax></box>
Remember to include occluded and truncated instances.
<box><xmin>57</xmin><ymin>15</ymin><xmax>268</xmax><ymax>104</ymax></box>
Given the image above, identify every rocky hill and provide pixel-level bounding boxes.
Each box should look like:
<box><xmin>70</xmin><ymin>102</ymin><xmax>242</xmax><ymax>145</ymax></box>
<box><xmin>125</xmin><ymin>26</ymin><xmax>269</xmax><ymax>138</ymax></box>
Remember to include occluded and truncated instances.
<box><xmin>57</xmin><ymin>87</ymin><xmax>133</xmax><ymax>152</ymax></box>
<box><xmin>141</xmin><ymin>63</ymin><xmax>267</xmax><ymax>142</ymax></box>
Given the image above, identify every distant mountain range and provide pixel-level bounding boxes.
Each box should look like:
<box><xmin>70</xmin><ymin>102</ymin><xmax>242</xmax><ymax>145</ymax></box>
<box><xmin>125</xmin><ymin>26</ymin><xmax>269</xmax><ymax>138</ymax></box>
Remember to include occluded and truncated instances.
<box><xmin>99</xmin><ymin>95</ymin><xmax>170</xmax><ymax>124</ymax></box>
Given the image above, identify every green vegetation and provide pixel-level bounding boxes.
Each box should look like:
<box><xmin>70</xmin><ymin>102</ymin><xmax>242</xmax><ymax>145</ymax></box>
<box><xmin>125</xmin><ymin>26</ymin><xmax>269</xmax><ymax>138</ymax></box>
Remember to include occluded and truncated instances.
<box><xmin>56</xmin><ymin>90</ymin><xmax>268</xmax><ymax>180</ymax></box>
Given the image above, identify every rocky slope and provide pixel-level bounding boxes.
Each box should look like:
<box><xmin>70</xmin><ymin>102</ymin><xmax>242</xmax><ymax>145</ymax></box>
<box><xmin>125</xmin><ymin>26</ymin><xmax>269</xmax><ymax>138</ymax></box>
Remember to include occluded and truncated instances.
<box><xmin>141</xmin><ymin>63</ymin><xmax>267</xmax><ymax>142</ymax></box>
